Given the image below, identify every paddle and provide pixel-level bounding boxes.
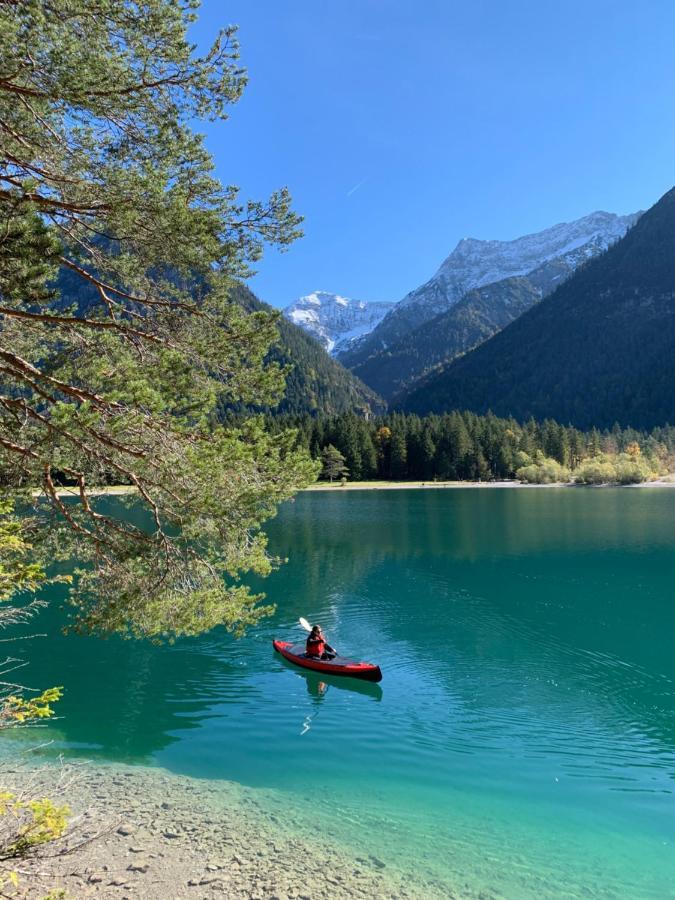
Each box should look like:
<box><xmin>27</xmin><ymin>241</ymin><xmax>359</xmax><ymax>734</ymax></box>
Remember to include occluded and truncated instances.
<box><xmin>299</xmin><ymin>617</ymin><xmax>337</xmax><ymax>656</ymax></box>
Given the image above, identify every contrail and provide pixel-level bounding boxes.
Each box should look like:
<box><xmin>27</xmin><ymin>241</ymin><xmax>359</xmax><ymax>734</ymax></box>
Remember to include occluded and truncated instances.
<box><xmin>346</xmin><ymin>177</ymin><xmax>368</xmax><ymax>198</ymax></box>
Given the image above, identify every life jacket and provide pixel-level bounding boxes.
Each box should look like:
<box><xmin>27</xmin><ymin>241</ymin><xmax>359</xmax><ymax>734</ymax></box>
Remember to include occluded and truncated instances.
<box><xmin>306</xmin><ymin>635</ymin><xmax>325</xmax><ymax>658</ymax></box>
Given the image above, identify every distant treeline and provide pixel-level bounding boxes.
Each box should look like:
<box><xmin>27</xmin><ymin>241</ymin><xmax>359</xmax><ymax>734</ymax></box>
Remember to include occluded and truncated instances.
<box><xmin>263</xmin><ymin>411</ymin><xmax>675</xmax><ymax>483</ymax></box>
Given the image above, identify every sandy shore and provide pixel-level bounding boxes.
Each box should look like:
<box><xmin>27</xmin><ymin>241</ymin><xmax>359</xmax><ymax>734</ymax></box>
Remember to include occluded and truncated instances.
<box><xmin>306</xmin><ymin>480</ymin><xmax>525</xmax><ymax>491</ymax></box>
<box><xmin>29</xmin><ymin>478</ymin><xmax>675</xmax><ymax>498</ymax></box>
<box><xmin>0</xmin><ymin>759</ymin><xmax>460</xmax><ymax>900</ymax></box>
<box><xmin>30</xmin><ymin>485</ymin><xmax>138</xmax><ymax>499</ymax></box>
<box><xmin>304</xmin><ymin>479</ymin><xmax>675</xmax><ymax>490</ymax></box>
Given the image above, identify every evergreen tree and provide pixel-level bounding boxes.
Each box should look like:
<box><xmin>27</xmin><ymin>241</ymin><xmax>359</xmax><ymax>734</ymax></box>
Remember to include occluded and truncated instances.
<box><xmin>357</xmin><ymin>421</ymin><xmax>378</xmax><ymax>479</ymax></box>
<box><xmin>309</xmin><ymin>419</ymin><xmax>325</xmax><ymax>458</ymax></box>
<box><xmin>589</xmin><ymin>429</ymin><xmax>602</xmax><ymax>457</ymax></box>
<box><xmin>375</xmin><ymin>425</ymin><xmax>392</xmax><ymax>478</ymax></box>
<box><xmin>0</xmin><ymin>0</ymin><xmax>316</xmax><ymax>640</ymax></box>
<box><xmin>406</xmin><ymin>417</ymin><xmax>435</xmax><ymax>480</ymax></box>
<box><xmin>568</xmin><ymin>429</ymin><xmax>584</xmax><ymax>470</ymax></box>
<box><xmin>543</xmin><ymin>422</ymin><xmax>570</xmax><ymax>466</ymax></box>
<box><xmin>447</xmin><ymin>413</ymin><xmax>472</xmax><ymax>479</ymax></box>
<box><xmin>333</xmin><ymin>415</ymin><xmax>363</xmax><ymax>479</ymax></box>
<box><xmin>389</xmin><ymin>430</ymin><xmax>408</xmax><ymax>479</ymax></box>
<box><xmin>320</xmin><ymin>445</ymin><xmax>349</xmax><ymax>482</ymax></box>
<box><xmin>271</xmin><ymin>409</ymin><xmax>675</xmax><ymax>487</ymax></box>
<box><xmin>419</xmin><ymin>426</ymin><xmax>437</xmax><ymax>479</ymax></box>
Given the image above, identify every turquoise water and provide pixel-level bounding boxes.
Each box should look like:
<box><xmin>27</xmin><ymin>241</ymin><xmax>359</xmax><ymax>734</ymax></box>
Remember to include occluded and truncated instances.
<box><xmin>6</xmin><ymin>489</ymin><xmax>675</xmax><ymax>897</ymax></box>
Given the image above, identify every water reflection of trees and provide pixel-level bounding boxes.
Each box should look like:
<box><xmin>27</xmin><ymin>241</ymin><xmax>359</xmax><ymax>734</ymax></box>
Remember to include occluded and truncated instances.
<box><xmin>11</xmin><ymin>593</ymin><xmax>233</xmax><ymax>761</ymax></box>
<box><xmin>269</xmin><ymin>488</ymin><xmax>675</xmax><ymax>576</ymax></box>
<box><xmin>11</xmin><ymin>490</ymin><xmax>675</xmax><ymax>769</ymax></box>
<box><xmin>268</xmin><ymin>490</ymin><xmax>675</xmax><ymax>757</ymax></box>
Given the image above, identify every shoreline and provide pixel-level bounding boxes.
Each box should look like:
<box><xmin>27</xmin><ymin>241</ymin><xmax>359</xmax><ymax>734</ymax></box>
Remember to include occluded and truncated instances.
<box><xmin>30</xmin><ymin>485</ymin><xmax>138</xmax><ymax>498</ymax></box>
<box><xmin>29</xmin><ymin>479</ymin><xmax>675</xmax><ymax>499</ymax></box>
<box><xmin>0</xmin><ymin>755</ymin><xmax>455</xmax><ymax>899</ymax></box>
<box><xmin>303</xmin><ymin>478</ymin><xmax>675</xmax><ymax>491</ymax></box>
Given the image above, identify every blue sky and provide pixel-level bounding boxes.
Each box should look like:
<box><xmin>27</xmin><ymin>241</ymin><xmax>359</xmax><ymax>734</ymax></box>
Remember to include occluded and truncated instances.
<box><xmin>193</xmin><ymin>1</ymin><xmax>675</xmax><ymax>308</ymax></box>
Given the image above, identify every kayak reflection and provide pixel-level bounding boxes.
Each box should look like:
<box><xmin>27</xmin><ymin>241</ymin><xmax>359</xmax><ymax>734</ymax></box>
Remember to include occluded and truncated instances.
<box><xmin>307</xmin><ymin>678</ymin><xmax>328</xmax><ymax>699</ymax></box>
<box><xmin>275</xmin><ymin>654</ymin><xmax>384</xmax><ymax>702</ymax></box>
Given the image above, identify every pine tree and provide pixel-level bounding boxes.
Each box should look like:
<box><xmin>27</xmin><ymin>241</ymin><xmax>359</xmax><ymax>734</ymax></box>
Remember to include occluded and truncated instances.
<box><xmin>320</xmin><ymin>445</ymin><xmax>349</xmax><ymax>482</ymax></box>
<box><xmin>389</xmin><ymin>430</ymin><xmax>408</xmax><ymax>479</ymax></box>
<box><xmin>357</xmin><ymin>421</ymin><xmax>378</xmax><ymax>479</ymax></box>
<box><xmin>447</xmin><ymin>413</ymin><xmax>472</xmax><ymax>479</ymax></box>
<box><xmin>544</xmin><ymin>422</ymin><xmax>570</xmax><ymax>466</ymax></box>
<box><xmin>333</xmin><ymin>415</ymin><xmax>363</xmax><ymax>479</ymax></box>
<box><xmin>418</xmin><ymin>426</ymin><xmax>437</xmax><ymax>479</ymax></box>
<box><xmin>589</xmin><ymin>429</ymin><xmax>602</xmax><ymax>457</ymax></box>
<box><xmin>375</xmin><ymin>425</ymin><xmax>392</xmax><ymax>478</ymax></box>
<box><xmin>0</xmin><ymin>1</ymin><xmax>316</xmax><ymax>640</ymax></box>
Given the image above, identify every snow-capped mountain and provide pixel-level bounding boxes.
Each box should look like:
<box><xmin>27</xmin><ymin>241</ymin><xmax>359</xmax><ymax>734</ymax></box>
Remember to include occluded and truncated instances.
<box><xmin>398</xmin><ymin>186</ymin><xmax>675</xmax><ymax>426</ymax></box>
<box><xmin>399</xmin><ymin>210</ymin><xmax>641</xmax><ymax>318</ymax></box>
<box><xmin>284</xmin><ymin>291</ymin><xmax>395</xmax><ymax>355</ymax></box>
<box><xmin>339</xmin><ymin>210</ymin><xmax>641</xmax><ymax>368</ymax></box>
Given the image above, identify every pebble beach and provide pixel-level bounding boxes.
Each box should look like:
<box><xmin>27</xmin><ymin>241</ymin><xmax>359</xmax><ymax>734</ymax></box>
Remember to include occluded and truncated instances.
<box><xmin>0</xmin><ymin>759</ymin><xmax>460</xmax><ymax>900</ymax></box>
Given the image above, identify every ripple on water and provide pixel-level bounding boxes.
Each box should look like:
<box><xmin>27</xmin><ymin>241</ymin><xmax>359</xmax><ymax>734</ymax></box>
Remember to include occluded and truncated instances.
<box><xmin>6</xmin><ymin>489</ymin><xmax>675</xmax><ymax>899</ymax></box>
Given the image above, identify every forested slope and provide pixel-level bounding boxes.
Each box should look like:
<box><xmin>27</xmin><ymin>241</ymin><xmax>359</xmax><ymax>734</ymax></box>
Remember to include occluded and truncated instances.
<box><xmin>53</xmin><ymin>267</ymin><xmax>383</xmax><ymax>416</ymax></box>
<box><xmin>351</xmin><ymin>277</ymin><xmax>541</xmax><ymax>400</ymax></box>
<box><xmin>401</xmin><ymin>187</ymin><xmax>675</xmax><ymax>429</ymax></box>
<box><xmin>230</xmin><ymin>284</ymin><xmax>384</xmax><ymax>415</ymax></box>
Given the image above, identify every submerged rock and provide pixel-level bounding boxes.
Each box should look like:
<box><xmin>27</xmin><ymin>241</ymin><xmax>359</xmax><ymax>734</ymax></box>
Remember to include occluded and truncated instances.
<box><xmin>0</xmin><ymin>759</ymin><xmax>454</xmax><ymax>899</ymax></box>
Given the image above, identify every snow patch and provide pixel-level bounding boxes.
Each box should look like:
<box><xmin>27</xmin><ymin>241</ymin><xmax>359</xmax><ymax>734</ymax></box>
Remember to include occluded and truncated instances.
<box><xmin>283</xmin><ymin>292</ymin><xmax>396</xmax><ymax>355</ymax></box>
<box><xmin>397</xmin><ymin>210</ymin><xmax>641</xmax><ymax>319</ymax></box>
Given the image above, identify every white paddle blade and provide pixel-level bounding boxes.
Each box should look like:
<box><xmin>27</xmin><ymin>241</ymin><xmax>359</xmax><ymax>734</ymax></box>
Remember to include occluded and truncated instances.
<box><xmin>299</xmin><ymin>617</ymin><xmax>312</xmax><ymax>632</ymax></box>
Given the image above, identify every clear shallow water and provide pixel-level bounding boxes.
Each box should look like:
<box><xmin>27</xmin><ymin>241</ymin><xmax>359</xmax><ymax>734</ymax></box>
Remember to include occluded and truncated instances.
<box><xmin>6</xmin><ymin>489</ymin><xmax>675</xmax><ymax>897</ymax></box>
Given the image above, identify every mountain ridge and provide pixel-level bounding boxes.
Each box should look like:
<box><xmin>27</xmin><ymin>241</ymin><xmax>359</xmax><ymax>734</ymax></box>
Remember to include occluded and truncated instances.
<box><xmin>354</xmin><ymin>275</ymin><xmax>541</xmax><ymax>401</ymax></box>
<box><xmin>339</xmin><ymin>210</ymin><xmax>640</xmax><ymax>376</ymax></box>
<box><xmin>399</xmin><ymin>187</ymin><xmax>675</xmax><ymax>429</ymax></box>
<box><xmin>220</xmin><ymin>284</ymin><xmax>386</xmax><ymax>416</ymax></box>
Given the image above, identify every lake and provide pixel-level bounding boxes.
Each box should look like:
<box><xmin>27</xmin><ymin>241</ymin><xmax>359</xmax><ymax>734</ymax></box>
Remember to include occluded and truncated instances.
<box><xmin>6</xmin><ymin>488</ymin><xmax>675</xmax><ymax>898</ymax></box>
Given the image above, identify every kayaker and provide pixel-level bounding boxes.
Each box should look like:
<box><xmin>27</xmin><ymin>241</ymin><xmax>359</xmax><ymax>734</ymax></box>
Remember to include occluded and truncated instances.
<box><xmin>306</xmin><ymin>625</ymin><xmax>336</xmax><ymax>660</ymax></box>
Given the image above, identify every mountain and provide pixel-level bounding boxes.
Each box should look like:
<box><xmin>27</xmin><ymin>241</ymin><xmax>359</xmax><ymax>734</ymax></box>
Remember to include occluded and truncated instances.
<box><xmin>224</xmin><ymin>285</ymin><xmax>385</xmax><ymax>416</ymax></box>
<box><xmin>284</xmin><ymin>291</ymin><xmax>395</xmax><ymax>354</ymax></box>
<box><xmin>52</xmin><ymin>265</ymin><xmax>384</xmax><ymax>416</ymax></box>
<box><xmin>339</xmin><ymin>211</ymin><xmax>640</xmax><ymax>377</ymax></box>
<box><xmin>353</xmin><ymin>277</ymin><xmax>541</xmax><ymax>400</ymax></box>
<box><xmin>399</xmin><ymin>187</ymin><xmax>675</xmax><ymax>429</ymax></box>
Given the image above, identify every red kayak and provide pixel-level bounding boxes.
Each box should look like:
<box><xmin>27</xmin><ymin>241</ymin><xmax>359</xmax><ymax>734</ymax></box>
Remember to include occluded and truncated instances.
<box><xmin>273</xmin><ymin>640</ymin><xmax>382</xmax><ymax>682</ymax></box>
